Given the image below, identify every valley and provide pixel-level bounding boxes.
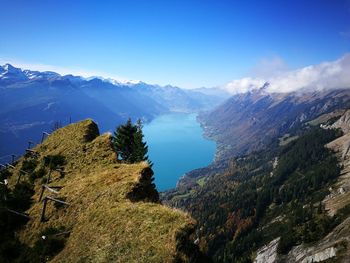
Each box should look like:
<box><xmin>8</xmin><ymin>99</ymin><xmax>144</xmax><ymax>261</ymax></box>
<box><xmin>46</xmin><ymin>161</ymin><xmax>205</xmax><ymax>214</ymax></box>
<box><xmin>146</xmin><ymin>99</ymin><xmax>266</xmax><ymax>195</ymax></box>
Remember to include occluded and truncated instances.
<box><xmin>143</xmin><ymin>113</ymin><xmax>216</xmax><ymax>191</ymax></box>
<box><xmin>3</xmin><ymin>63</ymin><xmax>350</xmax><ymax>262</ymax></box>
<box><xmin>2</xmin><ymin>1</ymin><xmax>350</xmax><ymax>262</ymax></box>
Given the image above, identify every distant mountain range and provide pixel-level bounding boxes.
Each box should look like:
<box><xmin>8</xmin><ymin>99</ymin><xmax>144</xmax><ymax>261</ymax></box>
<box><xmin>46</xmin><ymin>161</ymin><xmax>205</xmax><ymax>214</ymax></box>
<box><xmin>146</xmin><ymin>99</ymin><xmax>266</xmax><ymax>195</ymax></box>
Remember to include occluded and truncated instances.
<box><xmin>0</xmin><ymin>64</ymin><xmax>228</xmax><ymax>158</ymax></box>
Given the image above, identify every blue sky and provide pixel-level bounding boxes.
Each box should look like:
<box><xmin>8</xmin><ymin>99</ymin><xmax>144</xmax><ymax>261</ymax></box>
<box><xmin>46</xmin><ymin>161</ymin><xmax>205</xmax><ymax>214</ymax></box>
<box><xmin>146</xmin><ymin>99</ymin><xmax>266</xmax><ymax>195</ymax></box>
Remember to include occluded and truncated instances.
<box><xmin>1</xmin><ymin>0</ymin><xmax>350</xmax><ymax>88</ymax></box>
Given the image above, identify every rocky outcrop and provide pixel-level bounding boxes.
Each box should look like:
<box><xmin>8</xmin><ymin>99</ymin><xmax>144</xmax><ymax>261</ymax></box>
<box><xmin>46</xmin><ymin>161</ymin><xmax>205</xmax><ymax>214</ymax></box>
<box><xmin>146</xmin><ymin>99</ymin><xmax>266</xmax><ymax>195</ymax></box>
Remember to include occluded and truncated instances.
<box><xmin>301</xmin><ymin>247</ymin><xmax>337</xmax><ymax>263</ymax></box>
<box><xmin>254</xmin><ymin>238</ymin><xmax>280</xmax><ymax>263</ymax></box>
<box><xmin>325</xmin><ymin>110</ymin><xmax>350</xmax><ymax>216</ymax></box>
<box><xmin>281</xmin><ymin>217</ymin><xmax>350</xmax><ymax>263</ymax></box>
<box><xmin>331</xmin><ymin>109</ymin><xmax>350</xmax><ymax>133</ymax></box>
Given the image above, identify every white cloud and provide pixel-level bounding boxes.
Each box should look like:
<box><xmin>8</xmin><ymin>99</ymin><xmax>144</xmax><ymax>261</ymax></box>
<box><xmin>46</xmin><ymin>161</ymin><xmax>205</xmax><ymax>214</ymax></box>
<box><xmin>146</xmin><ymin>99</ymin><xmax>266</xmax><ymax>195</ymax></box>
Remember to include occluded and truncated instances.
<box><xmin>223</xmin><ymin>54</ymin><xmax>350</xmax><ymax>94</ymax></box>
<box><xmin>224</xmin><ymin>77</ymin><xmax>266</xmax><ymax>94</ymax></box>
<box><xmin>0</xmin><ymin>57</ymin><xmax>138</xmax><ymax>84</ymax></box>
<box><xmin>268</xmin><ymin>54</ymin><xmax>350</xmax><ymax>93</ymax></box>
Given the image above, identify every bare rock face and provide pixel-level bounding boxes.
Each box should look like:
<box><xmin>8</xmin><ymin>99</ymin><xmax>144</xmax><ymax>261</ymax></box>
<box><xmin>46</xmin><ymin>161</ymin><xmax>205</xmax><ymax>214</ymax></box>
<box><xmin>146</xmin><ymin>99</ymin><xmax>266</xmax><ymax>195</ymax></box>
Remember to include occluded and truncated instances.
<box><xmin>286</xmin><ymin>245</ymin><xmax>337</xmax><ymax>263</ymax></box>
<box><xmin>254</xmin><ymin>238</ymin><xmax>280</xmax><ymax>263</ymax></box>
<box><xmin>324</xmin><ymin>110</ymin><xmax>350</xmax><ymax>216</ymax></box>
<box><xmin>331</xmin><ymin>109</ymin><xmax>350</xmax><ymax>133</ymax></box>
<box><xmin>283</xmin><ymin>217</ymin><xmax>350</xmax><ymax>263</ymax></box>
<box><xmin>300</xmin><ymin>247</ymin><xmax>337</xmax><ymax>263</ymax></box>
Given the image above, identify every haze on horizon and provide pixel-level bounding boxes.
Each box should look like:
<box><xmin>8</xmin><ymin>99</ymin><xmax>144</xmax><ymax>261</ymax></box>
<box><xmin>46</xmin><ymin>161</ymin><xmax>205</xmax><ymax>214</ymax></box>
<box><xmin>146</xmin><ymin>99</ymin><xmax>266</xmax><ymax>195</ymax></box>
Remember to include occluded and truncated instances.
<box><xmin>1</xmin><ymin>0</ymin><xmax>350</xmax><ymax>89</ymax></box>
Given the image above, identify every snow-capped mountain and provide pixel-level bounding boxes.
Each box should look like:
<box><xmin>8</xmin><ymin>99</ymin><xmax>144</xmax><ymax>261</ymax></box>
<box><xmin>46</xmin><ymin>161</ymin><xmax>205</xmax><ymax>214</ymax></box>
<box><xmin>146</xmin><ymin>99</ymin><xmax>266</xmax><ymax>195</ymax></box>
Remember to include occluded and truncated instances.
<box><xmin>0</xmin><ymin>64</ymin><xmax>227</xmax><ymax>157</ymax></box>
<box><xmin>23</xmin><ymin>69</ymin><xmax>60</xmax><ymax>80</ymax></box>
<box><xmin>0</xmin><ymin>64</ymin><xmax>62</xmax><ymax>82</ymax></box>
<box><xmin>84</xmin><ymin>76</ymin><xmax>141</xmax><ymax>86</ymax></box>
<box><xmin>0</xmin><ymin>63</ymin><xmax>29</xmax><ymax>81</ymax></box>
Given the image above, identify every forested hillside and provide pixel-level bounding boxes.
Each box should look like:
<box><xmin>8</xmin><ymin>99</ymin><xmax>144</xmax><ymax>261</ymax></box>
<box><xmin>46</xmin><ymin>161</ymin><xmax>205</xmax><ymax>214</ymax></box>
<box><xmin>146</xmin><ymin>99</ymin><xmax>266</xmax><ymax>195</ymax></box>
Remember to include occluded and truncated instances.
<box><xmin>164</xmin><ymin>108</ymin><xmax>350</xmax><ymax>262</ymax></box>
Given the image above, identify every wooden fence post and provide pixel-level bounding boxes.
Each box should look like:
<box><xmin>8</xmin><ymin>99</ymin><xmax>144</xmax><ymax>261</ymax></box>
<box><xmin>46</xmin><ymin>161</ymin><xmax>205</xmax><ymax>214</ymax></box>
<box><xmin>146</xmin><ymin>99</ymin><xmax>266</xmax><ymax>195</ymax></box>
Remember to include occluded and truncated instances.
<box><xmin>11</xmin><ymin>154</ymin><xmax>16</xmax><ymax>164</ymax></box>
<box><xmin>40</xmin><ymin>198</ymin><xmax>48</xmax><ymax>222</ymax></box>
<box><xmin>39</xmin><ymin>185</ymin><xmax>45</xmax><ymax>202</ymax></box>
<box><xmin>27</xmin><ymin>141</ymin><xmax>34</xmax><ymax>149</ymax></box>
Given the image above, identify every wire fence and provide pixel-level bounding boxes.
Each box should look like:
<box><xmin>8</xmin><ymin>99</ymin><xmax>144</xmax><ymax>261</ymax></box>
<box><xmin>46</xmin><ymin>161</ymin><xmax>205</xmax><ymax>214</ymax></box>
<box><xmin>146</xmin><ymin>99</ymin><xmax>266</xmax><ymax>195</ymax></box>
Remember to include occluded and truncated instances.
<box><xmin>0</xmin><ymin>117</ymin><xmax>73</xmax><ymax>167</ymax></box>
<box><xmin>1</xmin><ymin>117</ymin><xmax>72</xmax><ymax>222</ymax></box>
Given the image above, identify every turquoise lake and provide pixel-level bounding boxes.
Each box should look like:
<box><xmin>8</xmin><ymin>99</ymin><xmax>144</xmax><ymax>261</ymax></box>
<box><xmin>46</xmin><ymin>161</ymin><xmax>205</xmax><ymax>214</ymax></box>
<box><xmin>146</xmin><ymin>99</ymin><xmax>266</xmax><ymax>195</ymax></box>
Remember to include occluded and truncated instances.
<box><xmin>143</xmin><ymin>113</ymin><xmax>216</xmax><ymax>191</ymax></box>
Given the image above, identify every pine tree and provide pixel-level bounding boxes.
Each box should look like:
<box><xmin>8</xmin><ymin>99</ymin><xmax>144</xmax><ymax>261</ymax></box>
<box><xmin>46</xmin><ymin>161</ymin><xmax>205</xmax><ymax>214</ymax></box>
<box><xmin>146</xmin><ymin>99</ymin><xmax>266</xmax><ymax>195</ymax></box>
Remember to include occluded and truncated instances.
<box><xmin>112</xmin><ymin>118</ymin><xmax>151</xmax><ymax>164</ymax></box>
<box><xmin>112</xmin><ymin>118</ymin><xmax>137</xmax><ymax>163</ymax></box>
<box><xmin>134</xmin><ymin>119</ymin><xmax>149</xmax><ymax>162</ymax></box>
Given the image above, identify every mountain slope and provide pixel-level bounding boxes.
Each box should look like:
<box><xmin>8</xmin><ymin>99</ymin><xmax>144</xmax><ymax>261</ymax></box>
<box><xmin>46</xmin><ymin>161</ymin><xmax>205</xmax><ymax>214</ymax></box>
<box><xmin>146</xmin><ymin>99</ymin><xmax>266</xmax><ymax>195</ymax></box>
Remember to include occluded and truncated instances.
<box><xmin>0</xmin><ymin>120</ymin><xmax>207</xmax><ymax>262</ymax></box>
<box><xmin>168</xmin><ymin>88</ymin><xmax>350</xmax><ymax>192</ymax></box>
<box><xmin>0</xmin><ymin>77</ymin><xmax>122</xmax><ymax>158</ymax></box>
<box><xmin>199</xmin><ymin>88</ymin><xmax>350</xmax><ymax>160</ymax></box>
<box><xmin>163</xmin><ymin>90</ymin><xmax>350</xmax><ymax>262</ymax></box>
<box><xmin>164</xmin><ymin>111</ymin><xmax>350</xmax><ymax>262</ymax></box>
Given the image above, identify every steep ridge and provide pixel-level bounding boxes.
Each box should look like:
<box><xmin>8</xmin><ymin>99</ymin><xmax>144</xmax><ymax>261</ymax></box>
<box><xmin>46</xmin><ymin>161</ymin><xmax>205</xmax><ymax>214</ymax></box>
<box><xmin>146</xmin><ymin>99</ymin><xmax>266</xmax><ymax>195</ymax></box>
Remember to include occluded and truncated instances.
<box><xmin>199</xmin><ymin>88</ymin><xmax>350</xmax><ymax>160</ymax></box>
<box><xmin>1</xmin><ymin>120</ymin><xmax>206</xmax><ymax>262</ymax></box>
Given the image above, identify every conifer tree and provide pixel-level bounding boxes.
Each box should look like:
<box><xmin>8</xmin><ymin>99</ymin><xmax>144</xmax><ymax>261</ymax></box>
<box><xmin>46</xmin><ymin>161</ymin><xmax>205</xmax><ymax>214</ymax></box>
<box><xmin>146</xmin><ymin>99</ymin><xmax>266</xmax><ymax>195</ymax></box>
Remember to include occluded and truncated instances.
<box><xmin>134</xmin><ymin>119</ymin><xmax>149</xmax><ymax>162</ymax></box>
<box><xmin>112</xmin><ymin>118</ymin><xmax>151</xmax><ymax>164</ymax></box>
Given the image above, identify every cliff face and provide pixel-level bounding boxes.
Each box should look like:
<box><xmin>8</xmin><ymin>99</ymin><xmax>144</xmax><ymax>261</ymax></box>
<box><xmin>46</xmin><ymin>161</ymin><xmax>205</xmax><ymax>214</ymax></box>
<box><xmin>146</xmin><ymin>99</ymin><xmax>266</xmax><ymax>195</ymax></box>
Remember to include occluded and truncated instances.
<box><xmin>7</xmin><ymin>120</ymin><xmax>203</xmax><ymax>263</ymax></box>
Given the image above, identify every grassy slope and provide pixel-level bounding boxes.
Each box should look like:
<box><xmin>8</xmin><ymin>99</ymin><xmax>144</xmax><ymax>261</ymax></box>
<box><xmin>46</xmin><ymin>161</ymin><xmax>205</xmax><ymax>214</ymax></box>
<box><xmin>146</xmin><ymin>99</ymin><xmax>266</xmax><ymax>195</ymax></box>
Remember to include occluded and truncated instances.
<box><xmin>9</xmin><ymin>119</ymin><xmax>196</xmax><ymax>263</ymax></box>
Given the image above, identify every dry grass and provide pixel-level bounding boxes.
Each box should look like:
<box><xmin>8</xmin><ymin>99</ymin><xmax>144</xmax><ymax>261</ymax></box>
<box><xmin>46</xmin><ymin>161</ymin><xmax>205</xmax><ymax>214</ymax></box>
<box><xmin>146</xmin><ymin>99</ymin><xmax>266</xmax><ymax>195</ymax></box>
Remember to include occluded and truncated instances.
<box><xmin>9</xmin><ymin>119</ymin><xmax>195</xmax><ymax>263</ymax></box>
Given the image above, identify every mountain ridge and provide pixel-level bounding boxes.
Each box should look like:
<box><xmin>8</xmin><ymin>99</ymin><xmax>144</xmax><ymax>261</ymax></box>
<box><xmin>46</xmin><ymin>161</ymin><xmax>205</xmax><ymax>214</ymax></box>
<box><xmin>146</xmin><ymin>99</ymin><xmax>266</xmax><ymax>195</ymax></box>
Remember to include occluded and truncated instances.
<box><xmin>198</xmin><ymin>88</ymin><xmax>350</xmax><ymax>160</ymax></box>
<box><xmin>0</xmin><ymin>63</ymin><xmax>227</xmax><ymax>158</ymax></box>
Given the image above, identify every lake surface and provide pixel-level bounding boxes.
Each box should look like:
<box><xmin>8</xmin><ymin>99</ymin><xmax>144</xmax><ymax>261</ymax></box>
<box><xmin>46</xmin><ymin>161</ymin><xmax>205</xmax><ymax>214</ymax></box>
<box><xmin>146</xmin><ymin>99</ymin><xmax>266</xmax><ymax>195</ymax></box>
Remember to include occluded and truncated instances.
<box><xmin>143</xmin><ymin>113</ymin><xmax>216</xmax><ymax>191</ymax></box>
